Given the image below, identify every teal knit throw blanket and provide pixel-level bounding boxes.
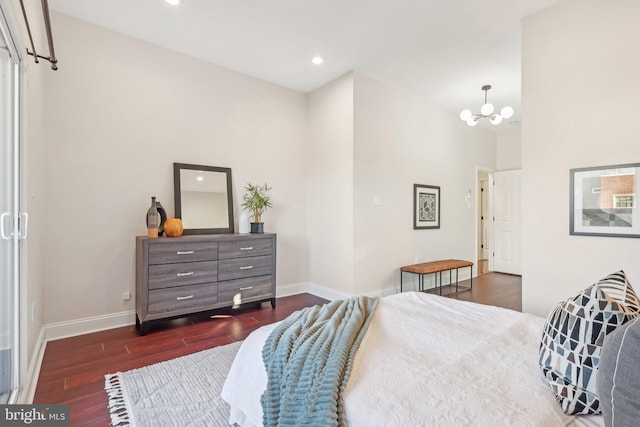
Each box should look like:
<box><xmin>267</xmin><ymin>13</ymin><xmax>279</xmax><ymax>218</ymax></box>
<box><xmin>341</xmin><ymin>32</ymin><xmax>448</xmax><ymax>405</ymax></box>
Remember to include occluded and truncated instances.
<box><xmin>261</xmin><ymin>296</ymin><xmax>379</xmax><ymax>427</ymax></box>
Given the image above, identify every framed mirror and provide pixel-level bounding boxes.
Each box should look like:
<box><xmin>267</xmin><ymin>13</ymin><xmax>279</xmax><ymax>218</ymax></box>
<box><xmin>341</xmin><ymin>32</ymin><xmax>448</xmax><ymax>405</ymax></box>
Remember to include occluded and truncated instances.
<box><xmin>570</xmin><ymin>162</ymin><xmax>640</xmax><ymax>238</ymax></box>
<box><xmin>174</xmin><ymin>163</ymin><xmax>234</xmax><ymax>234</ymax></box>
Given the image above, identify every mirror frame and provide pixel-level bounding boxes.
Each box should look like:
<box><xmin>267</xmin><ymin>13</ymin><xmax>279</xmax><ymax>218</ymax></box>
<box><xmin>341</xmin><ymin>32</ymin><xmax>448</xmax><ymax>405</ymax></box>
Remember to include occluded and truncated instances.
<box><xmin>173</xmin><ymin>163</ymin><xmax>234</xmax><ymax>235</ymax></box>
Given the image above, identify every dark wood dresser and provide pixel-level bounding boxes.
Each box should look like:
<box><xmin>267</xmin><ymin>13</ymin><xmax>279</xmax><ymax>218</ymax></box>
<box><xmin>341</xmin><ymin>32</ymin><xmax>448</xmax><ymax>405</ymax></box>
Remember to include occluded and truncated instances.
<box><xmin>135</xmin><ymin>233</ymin><xmax>276</xmax><ymax>335</ymax></box>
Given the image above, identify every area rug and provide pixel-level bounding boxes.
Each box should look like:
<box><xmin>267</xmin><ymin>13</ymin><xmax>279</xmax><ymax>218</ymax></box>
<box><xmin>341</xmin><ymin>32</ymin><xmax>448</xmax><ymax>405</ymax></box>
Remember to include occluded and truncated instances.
<box><xmin>105</xmin><ymin>340</ymin><xmax>242</xmax><ymax>427</ymax></box>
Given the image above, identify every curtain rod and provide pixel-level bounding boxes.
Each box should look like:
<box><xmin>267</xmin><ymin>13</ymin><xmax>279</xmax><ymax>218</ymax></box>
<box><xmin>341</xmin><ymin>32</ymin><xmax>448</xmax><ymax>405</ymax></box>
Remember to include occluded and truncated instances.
<box><xmin>19</xmin><ymin>0</ymin><xmax>58</xmax><ymax>70</ymax></box>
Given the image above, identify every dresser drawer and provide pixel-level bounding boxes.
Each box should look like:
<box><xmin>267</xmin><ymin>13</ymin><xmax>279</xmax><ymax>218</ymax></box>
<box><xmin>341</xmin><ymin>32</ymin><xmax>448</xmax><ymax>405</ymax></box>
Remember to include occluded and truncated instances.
<box><xmin>219</xmin><ymin>238</ymin><xmax>273</xmax><ymax>259</ymax></box>
<box><xmin>148</xmin><ymin>242</ymin><xmax>218</xmax><ymax>265</ymax></box>
<box><xmin>218</xmin><ymin>276</ymin><xmax>273</xmax><ymax>304</ymax></box>
<box><xmin>149</xmin><ymin>260</ymin><xmax>218</xmax><ymax>290</ymax></box>
<box><xmin>218</xmin><ymin>255</ymin><xmax>272</xmax><ymax>281</ymax></box>
<box><xmin>148</xmin><ymin>282</ymin><xmax>219</xmax><ymax>314</ymax></box>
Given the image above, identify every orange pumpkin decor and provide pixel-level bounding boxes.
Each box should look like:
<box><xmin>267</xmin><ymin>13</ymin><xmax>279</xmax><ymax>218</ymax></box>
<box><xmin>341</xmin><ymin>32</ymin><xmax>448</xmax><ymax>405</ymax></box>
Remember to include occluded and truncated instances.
<box><xmin>164</xmin><ymin>218</ymin><xmax>184</xmax><ymax>237</ymax></box>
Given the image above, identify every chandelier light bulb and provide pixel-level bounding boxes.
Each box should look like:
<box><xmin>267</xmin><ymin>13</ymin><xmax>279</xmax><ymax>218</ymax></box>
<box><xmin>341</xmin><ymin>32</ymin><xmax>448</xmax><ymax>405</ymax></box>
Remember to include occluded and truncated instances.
<box><xmin>460</xmin><ymin>109</ymin><xmax>472</xmax><ymax>122</ymax></box>
<box><xmin>480</xmin><ymin>103</ymin><xmax>494</xmax><ymax>116</ymax></box>
<box><xmin>500</xmin><ymin>106</ymin><xmax>514</xmax><ymax>119</ymax></box>
<box><xmin>460</xmin><ymin>85</ymin><xmax>514</xmax><ymax>127</ymax></box>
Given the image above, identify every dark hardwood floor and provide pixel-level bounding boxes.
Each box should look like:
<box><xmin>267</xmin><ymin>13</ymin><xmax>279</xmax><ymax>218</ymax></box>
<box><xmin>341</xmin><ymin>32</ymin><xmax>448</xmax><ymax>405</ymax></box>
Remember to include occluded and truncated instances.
<box><xmin>34</xmin><ymin>272</ymin><xmax>521</xmax><ymax>426</ymax></box>
<box><xmin>446</xmin><ymin>271</ymin><xmax>522</xmax><ymax>312</ymax></box>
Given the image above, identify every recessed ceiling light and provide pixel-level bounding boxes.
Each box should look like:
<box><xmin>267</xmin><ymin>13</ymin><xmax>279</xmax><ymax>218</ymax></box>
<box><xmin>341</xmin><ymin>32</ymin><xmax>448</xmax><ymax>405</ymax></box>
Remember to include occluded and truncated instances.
<box><xmin>311</xmin><ymin>56</ymin><xmax>324</xmax><ymax>65</ymax></box>
<box><xmin>197</xmin><ymin>176</ymin><xmax>204</xmax><ymax>181</ymax></box>
<box><xmin>166</xmin><ymin>0</ymin><xmax>180</xmax><ymax>5</ymax></box>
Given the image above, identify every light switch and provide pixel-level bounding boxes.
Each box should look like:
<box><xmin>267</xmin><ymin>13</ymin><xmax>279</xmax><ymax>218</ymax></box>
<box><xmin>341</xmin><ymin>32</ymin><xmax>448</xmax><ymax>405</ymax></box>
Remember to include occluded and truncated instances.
<box><xmin>373</xmin><ymin>195</ymin><xmax>382</xmax><ymax>206</ymax></box>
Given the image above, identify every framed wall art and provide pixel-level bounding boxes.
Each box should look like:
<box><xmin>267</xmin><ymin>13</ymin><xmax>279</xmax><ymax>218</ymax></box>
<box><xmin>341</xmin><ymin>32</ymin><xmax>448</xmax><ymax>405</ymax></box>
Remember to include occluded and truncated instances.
<box><xmin>414</xmin><ymin>184</ymin><xmax>440</xmax><ymax>229</ymax></box>
<box><xmin>570</xmin><ymin>163</ymin><xmax>640</xmax><ymax>238</ymax></box>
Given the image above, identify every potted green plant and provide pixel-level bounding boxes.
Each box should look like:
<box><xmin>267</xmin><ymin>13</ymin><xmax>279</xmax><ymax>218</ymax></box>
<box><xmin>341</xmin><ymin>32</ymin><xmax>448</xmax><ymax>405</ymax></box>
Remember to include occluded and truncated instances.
<box><xmin>241</xmin><ymin>182</ymin><xmax>272</xmax><ymax>233</ymax></box>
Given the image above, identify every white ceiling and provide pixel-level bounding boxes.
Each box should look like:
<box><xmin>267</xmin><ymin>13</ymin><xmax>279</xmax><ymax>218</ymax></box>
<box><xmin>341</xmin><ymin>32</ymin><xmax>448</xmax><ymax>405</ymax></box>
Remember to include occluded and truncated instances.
<box><xmin>48</xmin><ymin>0</ymin><xmax>562</xmax><ymax>131</ymax></box>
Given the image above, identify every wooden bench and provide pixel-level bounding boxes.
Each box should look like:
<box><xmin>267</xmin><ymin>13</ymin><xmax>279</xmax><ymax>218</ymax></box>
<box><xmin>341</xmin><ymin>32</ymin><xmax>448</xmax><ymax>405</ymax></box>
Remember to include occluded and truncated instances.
<box><xmin>400</xmin><ymin>259</ymin><xmax>473</xmax><ymax>295</ymax></box>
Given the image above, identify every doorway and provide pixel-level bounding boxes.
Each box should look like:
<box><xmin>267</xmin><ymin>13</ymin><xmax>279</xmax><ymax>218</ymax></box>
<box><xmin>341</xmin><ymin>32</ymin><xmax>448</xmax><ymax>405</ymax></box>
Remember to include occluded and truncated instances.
<box><xmin>477</xmin><ymin>171</ymin><xmax>491</xmax><ymax>275</ymax></box>
<box><xmin>476</xmin><ymin>168</ymin><xmax>523</xmax><ymax>276</ymax></box>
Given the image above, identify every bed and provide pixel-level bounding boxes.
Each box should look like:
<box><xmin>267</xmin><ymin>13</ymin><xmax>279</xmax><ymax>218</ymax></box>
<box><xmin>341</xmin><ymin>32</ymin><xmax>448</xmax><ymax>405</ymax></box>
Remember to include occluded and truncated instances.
<box><xmin>221</xmin><ymin>291</ymin><xmax>605</xmax><ymax>427</ymax></box>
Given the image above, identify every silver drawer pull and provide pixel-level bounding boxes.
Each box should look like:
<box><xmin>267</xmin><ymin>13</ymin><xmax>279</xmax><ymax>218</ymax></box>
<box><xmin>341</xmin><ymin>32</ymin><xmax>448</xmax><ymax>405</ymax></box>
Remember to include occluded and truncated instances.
<box><xmin>239</xmin><ymin>286</ymin><xmax>253</xmax><ymax>291</ymax></box>
<box><xmin>177</xmin><ymin>251</ymin><xmax>194</xmax><ymax>255</ymax></box>
<box><xmin>239</xmin><ymin>265</ymin><xmax>254</xmax><ymax>270</ymax></box>
<box><xmin>177</xmin><ymin>272</ymin><xmax>194</xmax><ymax>277</ymax></box>
<box><xmin>240</xmin><ymin>247</ymin><xmax>254</xmax><ymax>251</ymax></box>
<box><xmin>176</xmin><ymin>295</ymin><xmax>194</xmax><ymax>300</ymax></box>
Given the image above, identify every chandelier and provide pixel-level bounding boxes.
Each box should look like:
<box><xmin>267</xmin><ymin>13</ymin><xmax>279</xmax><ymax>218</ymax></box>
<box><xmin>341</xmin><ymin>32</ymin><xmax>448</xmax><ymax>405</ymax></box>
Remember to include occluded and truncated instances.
<box><xmin>459</xmin><ymin>85</ymin><xmax>514</xmax><ymax>126</ymax></box>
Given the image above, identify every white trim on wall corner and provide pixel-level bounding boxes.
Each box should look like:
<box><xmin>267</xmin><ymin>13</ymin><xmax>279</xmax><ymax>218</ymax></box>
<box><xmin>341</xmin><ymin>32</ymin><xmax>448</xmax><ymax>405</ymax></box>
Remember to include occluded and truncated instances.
<box><xmin>364</xmin><ymin>286</ymin><xmax>398</xmax><ymax>299</ymax></box>
<box><xmin>280</xmin><ymin>282</ymin><xmax>403</xmax><ymax>301</ymax></box>
<box><xmin>275</xmin><ymin>282</ymin><xmax>311</xmax><ymax>298</ymax></box>
<box><xmin>282</xmin><ymin>282</ymin><xmax>403</xmax><ymax>301</ymax></box>
<box><xmin>18</xmin><ymin>327</ymin><xmax>45</xmax><ymax>404</ymax></box>
<box><xmin>44</xmin><ymin>310</ymin><xmax>136</xmax><ymax>342</ymax></box>
<box><xmin>306</xmin><ymin>284</ymin><xmax>351</xmax><ymax>301</ymax></box>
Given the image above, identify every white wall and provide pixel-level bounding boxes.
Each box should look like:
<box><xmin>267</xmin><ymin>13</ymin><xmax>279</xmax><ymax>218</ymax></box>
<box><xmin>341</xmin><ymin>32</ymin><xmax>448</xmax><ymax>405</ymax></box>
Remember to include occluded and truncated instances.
<box><xmin>496</xmin><ymin>128</ymin><xmax>521</xmax><ymax>170</ymax></box>
<box><xmin>20</xmin><ymin>57</ymin><xmax>46</xmax><ymax>396</ymax></box>
<box><xmin>38</xmin><ymin>11</ymin><xmax>505</xmax><ymax>325</ymax></box>
<box><xmin>353</xmin><ymin>74</ymin><xmax>497</xmax><ymax>295</ymax></box>
<box><xmin>42</xmin><ymin>13</ymin><xmax>309</xmax><ymax>324</ymax></box>
<box><xmin>306</xmin><ymin>73</ymin><xmax>354</xmax><ymax>295</ymax></box>
<box><xmin>522</xmin><ymin>0</ymin><xmax>640</xmax><ymax>316</ymax></box>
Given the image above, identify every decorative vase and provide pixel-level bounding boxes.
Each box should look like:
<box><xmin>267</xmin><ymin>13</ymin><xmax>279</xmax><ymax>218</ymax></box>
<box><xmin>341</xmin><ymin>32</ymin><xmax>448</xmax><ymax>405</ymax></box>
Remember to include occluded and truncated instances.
<box><xmin>147</xmin><ymin>196</ymin><xmax>167</xmax><ymax>237</ymax></box>
<box><xmin>164</xmin><ymin>218</ymin><xmax>184</xmax><ymax>237</ymax></box>
<box><xmin>155</xmin><ymin>201</ymin><xmax>167</xmax><ymax>236</ymax></box>
<box><xmin>250</xmin><ymin>222</ymin><xmax>264</xmax><ymax>234</ymax></box>
<box><xmin>239</xmin><ymin>212</ymin><xmax>250</xmax><ymax>234</ymax></box>
<box><xmin>146</xmin><ymin>196</ymin><xmax>159</xmax><ymax>238</ymax></box>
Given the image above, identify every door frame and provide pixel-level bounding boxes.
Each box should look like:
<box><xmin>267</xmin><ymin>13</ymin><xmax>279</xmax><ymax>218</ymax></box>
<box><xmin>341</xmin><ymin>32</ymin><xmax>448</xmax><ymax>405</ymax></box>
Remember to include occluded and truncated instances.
<box><xmin>475</xmin><ymin>167</ymin><xmax>494</xmax><ymax>275</ymax></box>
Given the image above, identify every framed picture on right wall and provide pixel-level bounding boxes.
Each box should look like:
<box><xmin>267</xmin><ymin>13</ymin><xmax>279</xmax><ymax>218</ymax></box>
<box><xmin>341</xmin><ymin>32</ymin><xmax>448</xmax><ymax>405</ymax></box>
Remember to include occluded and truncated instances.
<box><xmin>413</xmin><ymin>184</ymin><xmax>440</xmax><ymax>230</ymax></box>
<box><xmin>570</xmin><ymin>162</ymin><xmax>640</xmax><ymax>238</ymax></box>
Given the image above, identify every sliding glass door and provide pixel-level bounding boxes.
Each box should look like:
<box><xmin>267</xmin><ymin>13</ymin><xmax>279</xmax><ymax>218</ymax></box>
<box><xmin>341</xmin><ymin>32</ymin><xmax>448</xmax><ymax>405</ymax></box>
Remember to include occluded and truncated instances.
<box><xmin>0</xmin><ymin>11</ymin><xmax>19</xmax><ymax>404</ymax></box>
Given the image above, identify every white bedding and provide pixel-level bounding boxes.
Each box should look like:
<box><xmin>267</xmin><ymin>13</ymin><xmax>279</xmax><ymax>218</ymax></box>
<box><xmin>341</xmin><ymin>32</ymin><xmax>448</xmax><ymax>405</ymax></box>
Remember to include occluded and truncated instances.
<box><xmin>221</xmin><ymin>292</ymin><xmax>604</xmax><ymax>427</ymax></box>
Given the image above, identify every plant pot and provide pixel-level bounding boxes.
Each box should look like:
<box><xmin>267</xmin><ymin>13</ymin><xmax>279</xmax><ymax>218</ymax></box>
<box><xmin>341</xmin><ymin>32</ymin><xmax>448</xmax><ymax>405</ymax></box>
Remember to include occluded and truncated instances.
<box><xmin>250</xmin><ymin>222</ymin><xmax>264</xmax><ymax>234</ymax></box>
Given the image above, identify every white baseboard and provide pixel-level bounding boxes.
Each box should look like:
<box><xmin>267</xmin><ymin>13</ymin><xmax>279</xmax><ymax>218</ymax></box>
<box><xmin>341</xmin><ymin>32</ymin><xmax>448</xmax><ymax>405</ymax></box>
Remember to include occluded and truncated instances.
<box><xmin>306</xmin><ymin>283</ymin><xmax>351</xmax><ymax>301</ymax></box>
<box><xmin>277</xmin><ymin>282</ymin><xmax>352</xmax><ymax>301</ymax></box>
<box><xmin>364</xmin><ymin>286</ymin><xmax>398</xmax><ymax>298</ymax></box>
<box><xmin>18</xmin><ymin>327</ymin><xmax>45</xmax><ymax>404</ymax></box>
<box><xmin>44</xmin><ymin>310</ymin><xmax>136</xmax><ymax>342</ymax></box>
<box><xmin>276</xmin><ymin>282</ymin><xmax>311</xmax><ymax>298</ymax></box>
<box><xmin>280</xmin><ymin>282</ymin><xmax>399</xmax><ymax>301</ymax></box>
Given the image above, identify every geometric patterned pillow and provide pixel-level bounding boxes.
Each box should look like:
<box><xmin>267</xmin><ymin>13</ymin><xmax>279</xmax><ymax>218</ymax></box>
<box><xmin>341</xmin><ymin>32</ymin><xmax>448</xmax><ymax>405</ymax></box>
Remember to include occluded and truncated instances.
<box><xmin>538</xmin><ymin>271</ymin><xmax>640</xmax><ymax>415</ymax></box>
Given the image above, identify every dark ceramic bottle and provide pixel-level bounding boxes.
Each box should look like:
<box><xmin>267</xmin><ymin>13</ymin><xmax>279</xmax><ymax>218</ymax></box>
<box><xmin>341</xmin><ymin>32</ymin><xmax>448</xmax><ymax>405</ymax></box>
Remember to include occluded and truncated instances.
<box><xmin>155</xmin><ymin>201</ymin><xmax>167</xmax><ymax>236</ymax></box>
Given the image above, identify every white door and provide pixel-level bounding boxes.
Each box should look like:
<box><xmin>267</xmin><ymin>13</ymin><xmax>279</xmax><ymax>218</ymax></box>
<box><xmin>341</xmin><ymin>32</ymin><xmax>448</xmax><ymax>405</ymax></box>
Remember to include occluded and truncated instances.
<box><xmin>0</xmin><ymin>12</ymin><xmax>21</xmax><ymax>404</ymax></box>
<box><xmin>493</xmin><ymin>170</ymin><xmax>522</xmax><ymax>275</ymax></box>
